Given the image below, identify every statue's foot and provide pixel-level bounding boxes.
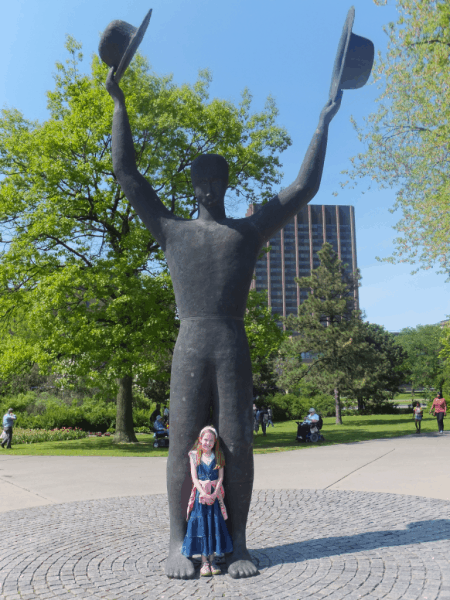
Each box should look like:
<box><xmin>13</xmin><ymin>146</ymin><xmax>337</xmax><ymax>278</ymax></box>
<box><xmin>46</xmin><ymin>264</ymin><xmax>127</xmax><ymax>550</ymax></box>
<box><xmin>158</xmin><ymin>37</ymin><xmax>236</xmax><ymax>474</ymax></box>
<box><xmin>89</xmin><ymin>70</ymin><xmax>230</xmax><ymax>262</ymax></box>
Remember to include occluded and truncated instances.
<box><xmin>226</xmin><ymin>545</ymin><xmax>259</xmax><ymax>579</ymax></box>
<box><xmin>165</xmin><ymin>547</ymin><xmax>195</xmax><ymax>579</ymax></box>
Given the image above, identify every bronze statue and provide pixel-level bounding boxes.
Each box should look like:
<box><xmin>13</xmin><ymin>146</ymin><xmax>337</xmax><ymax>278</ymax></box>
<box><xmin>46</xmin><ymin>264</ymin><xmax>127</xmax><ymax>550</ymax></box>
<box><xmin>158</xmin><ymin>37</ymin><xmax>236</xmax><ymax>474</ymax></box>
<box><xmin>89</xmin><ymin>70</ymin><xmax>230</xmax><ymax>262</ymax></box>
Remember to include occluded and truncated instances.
<box><xmin>100</xmin><ymin>6</ymin><xmax>373</xmax><ymax>580</ymax></box>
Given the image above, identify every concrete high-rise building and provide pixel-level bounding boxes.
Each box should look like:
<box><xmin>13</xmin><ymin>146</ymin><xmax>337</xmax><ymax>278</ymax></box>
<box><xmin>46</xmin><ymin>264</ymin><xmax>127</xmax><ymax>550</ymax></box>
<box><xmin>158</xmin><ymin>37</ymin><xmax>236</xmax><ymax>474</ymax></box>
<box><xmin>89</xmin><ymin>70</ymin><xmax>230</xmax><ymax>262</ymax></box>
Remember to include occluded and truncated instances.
<box><xmin>245</xmin><ymin>204</ymin><xmax>358</xmax><ymax>322</ymax></box>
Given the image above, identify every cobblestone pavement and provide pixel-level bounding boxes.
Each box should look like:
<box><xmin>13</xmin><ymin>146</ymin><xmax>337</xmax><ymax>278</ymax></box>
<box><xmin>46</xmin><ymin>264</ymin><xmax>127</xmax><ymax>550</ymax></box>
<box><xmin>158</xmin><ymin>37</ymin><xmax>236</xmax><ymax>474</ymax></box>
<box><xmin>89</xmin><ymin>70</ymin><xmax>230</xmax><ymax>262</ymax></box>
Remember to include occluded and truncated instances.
<box><xmin>1</xmin><ymin>489</ymin><xmax>450</xmax><ymax>600</ymax></box>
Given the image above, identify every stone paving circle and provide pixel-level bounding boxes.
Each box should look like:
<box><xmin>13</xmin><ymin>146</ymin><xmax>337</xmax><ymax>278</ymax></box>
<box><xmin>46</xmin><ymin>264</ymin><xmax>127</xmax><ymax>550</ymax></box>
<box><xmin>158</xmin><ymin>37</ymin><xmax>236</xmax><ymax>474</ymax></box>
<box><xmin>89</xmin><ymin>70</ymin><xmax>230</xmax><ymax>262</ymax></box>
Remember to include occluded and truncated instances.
<box><xmin>1</xmin><ymin>489</ymin><xmax>450</xmax><ymax>600</ymax></box>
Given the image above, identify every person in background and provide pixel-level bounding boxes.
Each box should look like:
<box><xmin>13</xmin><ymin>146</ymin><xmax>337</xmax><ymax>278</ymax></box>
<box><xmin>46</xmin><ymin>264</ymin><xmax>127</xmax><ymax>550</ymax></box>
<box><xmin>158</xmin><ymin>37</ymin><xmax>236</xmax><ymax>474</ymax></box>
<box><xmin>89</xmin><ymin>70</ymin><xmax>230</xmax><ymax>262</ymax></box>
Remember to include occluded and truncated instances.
<box><xmin>150</xmin><ymin>403</ymin><xmax>161</xmax><ymax>425</ymax></box>
<box><xmin>430</xmin><ymin>393</ymin><xmax>447</xmax><ymax>434</ymax></box>
<box><xmin>253</xmin><ymin>408</ymin><xmax>260</xmax><ymax>434</ymax></box>
<box><xmin>267</xmin><ymin>407</ymin><xmax>274</xmax><ymax>428</ymax></box>
<box><xmin>163</xmin><ymin>405</ymin><xmax>170</xmax><ymax>426</ymax></box>
<box><xmin>260</xmin><ymin>407</ymin><xmax>268</xmax><ymax>436</ymax></box>
<box><xmin>413</xmin><ymin>401</ymin><xmax>423</xmax><ymax>434</ymax></box>
<box><xmin>305</xmin><ymin>408</ymin><xmax>319</xmax><ymax>425</ymax></box>
<box><xmin>2</xmin><ymin>408</ymin><xmax>17</xmax><ymax>449</ymax></box>
<box><xmin>154</xmin><ymin>415</ymin><xmax>168</xmax><ymax>434</ymax></box>
<box><xmin>297</xmin><ymin>408</ymin><xmax>319</xmax><ymax>441</ymax></box>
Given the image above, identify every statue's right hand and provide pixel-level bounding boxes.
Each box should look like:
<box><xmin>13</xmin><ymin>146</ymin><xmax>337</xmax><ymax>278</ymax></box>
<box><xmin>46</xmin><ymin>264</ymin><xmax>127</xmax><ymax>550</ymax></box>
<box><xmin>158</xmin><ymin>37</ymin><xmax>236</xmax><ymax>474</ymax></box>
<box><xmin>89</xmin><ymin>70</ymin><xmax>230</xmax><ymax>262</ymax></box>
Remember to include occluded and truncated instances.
<box><xmin>106</xmin><ymin>67</ymin><xmax>124</xmax><ymax>103</ymax></box>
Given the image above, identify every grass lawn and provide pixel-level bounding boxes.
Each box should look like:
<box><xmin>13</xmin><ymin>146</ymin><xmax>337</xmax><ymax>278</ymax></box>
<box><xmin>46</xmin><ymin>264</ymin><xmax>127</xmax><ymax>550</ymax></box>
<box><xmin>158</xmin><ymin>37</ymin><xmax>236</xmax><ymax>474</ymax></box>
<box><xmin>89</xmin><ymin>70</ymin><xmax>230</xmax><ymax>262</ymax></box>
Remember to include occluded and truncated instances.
<box><xmin>392</xmin><ymin>392</ymin><xmax>428</xmax><ymax>404</ymax></box>
<box><xmin>3</xmin><ymin>413</ymin><xmax>440</xmax><ymax>457</ymax></box>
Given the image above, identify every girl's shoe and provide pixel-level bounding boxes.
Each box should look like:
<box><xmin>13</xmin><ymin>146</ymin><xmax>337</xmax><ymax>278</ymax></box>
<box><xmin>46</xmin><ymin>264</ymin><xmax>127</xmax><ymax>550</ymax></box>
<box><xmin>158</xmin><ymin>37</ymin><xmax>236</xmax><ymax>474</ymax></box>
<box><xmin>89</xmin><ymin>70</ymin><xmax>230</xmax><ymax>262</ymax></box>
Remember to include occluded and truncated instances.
<box><xmin>200</xmin><ymin>562</ymin><xmax>212</xmax><ymax>577</ymax></box>
<box><xmin>210</xmin><ymin>562</ymin><xmax>221</xmax><ymax>575</ymax></box>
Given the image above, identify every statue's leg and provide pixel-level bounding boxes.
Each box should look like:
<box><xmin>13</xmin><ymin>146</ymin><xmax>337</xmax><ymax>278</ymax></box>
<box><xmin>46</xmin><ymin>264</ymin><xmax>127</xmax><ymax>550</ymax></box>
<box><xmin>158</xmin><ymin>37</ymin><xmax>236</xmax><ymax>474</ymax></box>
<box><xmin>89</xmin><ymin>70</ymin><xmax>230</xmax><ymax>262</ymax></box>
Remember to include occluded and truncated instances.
<box><xmin>165</xmin><ymin>330</ymin><xmax>212</xmax><ymax>579</ymax></box>
<box><xmin>213</xmin><ymin>324</ymin><xmax>258</xmax><ymax>579</ymax></box>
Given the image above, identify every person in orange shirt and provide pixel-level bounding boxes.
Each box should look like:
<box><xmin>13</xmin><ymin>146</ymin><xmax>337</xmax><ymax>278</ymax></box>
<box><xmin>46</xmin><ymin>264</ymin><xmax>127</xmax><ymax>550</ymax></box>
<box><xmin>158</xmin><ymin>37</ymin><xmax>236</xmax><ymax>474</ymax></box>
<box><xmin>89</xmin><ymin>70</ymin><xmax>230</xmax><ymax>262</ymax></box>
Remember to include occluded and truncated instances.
<box><xmin>430</xmin><ymin>393</ymin><xmax>447</xmax><ymax>434</ymax></box>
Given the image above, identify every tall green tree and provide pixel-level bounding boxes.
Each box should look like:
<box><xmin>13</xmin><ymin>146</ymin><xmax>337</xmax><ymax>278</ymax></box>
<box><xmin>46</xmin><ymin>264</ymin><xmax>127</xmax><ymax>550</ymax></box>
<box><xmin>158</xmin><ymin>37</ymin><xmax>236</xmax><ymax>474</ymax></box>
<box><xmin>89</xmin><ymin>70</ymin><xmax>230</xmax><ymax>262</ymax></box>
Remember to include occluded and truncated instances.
<box><xmin>0</xmin><ymin>38</ymin><xmax>291</xmax><ymax>441</ymax></box>
<box><xmin>336</xmin><ymin>0</ymin><xmax>450</xmax><ymax>273</ymax></box>
<box><xmin>282</xmin><ymin>243</ymin><xmax>362</xmax><ymax>424</ymax></box>
<box><xmin>397</xmin><ymin>324</ymin><xmax>445</xmax><ymax>397</ymax></box>
<box><xmin>273</xmin><ymin>343</ymin><xmax>309</xmax><ymax>396</ymax></box>
<box><xmin>244</xmin><ymin>288</ymin><xmax>286</xmax><ymax>399</ymax></box>
<box><xmin>346</xmin><ymin>322</ymin><xmax>406</xmax><ymax>410</ymax></box>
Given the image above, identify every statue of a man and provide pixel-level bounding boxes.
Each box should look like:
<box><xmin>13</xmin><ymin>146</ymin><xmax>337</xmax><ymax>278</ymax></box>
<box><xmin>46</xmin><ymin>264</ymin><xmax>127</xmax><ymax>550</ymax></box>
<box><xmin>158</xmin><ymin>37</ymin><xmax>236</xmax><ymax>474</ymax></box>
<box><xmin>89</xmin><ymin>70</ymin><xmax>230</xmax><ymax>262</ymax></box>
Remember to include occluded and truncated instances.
<box><xmin>106</xmin><ymin>70</ymin><xmax>341</xmax><ymax>578</ymax></box>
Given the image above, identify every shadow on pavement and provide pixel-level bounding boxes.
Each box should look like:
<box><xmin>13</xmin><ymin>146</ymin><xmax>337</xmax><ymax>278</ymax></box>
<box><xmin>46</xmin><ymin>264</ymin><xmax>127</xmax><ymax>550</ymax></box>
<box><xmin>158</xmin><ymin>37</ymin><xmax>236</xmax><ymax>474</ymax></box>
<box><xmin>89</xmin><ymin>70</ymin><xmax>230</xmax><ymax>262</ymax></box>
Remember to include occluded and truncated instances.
<box><xmin>251</xmin><ymin>519</ymin><xmax>450</xmax><ymax>565</ymax></box>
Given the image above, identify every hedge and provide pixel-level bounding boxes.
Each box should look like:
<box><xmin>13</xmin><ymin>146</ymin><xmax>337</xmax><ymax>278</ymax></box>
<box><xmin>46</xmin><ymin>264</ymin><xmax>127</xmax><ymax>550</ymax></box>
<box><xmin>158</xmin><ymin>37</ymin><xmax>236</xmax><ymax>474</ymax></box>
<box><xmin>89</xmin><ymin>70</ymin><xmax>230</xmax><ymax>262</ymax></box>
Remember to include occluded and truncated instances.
<box><xmin>0</xmin><ymin>392</ymin><xmax>158</xmax><ymax>433</ymax></box>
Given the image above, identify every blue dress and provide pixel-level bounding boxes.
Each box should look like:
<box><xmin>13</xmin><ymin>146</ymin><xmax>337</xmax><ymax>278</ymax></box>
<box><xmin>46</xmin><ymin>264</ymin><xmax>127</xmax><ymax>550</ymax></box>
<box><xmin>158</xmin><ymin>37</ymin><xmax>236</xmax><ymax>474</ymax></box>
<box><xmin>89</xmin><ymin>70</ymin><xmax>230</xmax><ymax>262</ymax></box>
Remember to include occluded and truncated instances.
<box><xmin>181</xmin><ymin>456</ymin><xmax>233</xmax><ymax>557</ymax></box>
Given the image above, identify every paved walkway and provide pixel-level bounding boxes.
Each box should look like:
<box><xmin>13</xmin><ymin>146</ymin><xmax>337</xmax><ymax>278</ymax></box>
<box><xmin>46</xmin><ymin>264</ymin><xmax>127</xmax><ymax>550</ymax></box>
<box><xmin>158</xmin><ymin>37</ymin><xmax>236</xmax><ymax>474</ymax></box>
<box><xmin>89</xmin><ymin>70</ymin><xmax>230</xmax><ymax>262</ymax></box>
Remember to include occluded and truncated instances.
<box><xmin>1</xmin><ymin>432</ymin><xmax>449</xmax><ymax>599</ymax></box>
<box><xmin>1</xmin><ymin>432</ymin><xmax>449</xmax><ymax>512</ymax></box>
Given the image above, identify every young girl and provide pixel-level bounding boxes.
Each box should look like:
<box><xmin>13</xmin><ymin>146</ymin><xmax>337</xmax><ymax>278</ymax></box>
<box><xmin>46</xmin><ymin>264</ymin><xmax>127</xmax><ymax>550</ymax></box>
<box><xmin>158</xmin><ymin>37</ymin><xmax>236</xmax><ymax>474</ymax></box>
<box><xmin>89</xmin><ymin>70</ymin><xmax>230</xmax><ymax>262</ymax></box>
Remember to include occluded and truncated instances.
<box><xmin>181</xmin><ymin>426</ymin><xmax>233</xmax><ymax>576</ymax></box>
<box><xmin>413</xmin><ymin>401</ymin><xmax>423</xmax><ymax>433</ymax></box>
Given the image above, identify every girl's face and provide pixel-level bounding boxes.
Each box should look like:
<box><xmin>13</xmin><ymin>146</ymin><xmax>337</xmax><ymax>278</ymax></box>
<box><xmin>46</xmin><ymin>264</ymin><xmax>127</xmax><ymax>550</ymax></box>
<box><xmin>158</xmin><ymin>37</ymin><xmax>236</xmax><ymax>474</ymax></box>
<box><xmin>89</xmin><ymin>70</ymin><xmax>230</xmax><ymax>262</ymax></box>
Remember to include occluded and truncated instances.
<box><xmin>201</xmin><ymin>431</ymin><xmax>215</xmax><ymax>454</ymax></box>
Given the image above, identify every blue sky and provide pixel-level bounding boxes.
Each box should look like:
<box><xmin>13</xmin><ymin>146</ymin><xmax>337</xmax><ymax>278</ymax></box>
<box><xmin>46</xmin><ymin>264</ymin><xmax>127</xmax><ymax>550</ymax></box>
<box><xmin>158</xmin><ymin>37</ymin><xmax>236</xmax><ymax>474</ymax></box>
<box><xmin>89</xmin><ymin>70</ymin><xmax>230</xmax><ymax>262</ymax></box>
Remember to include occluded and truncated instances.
<box><xmin>1</xmin><ymin>0</ymin><xmax>448</xmax><ymax>331</ymax></box>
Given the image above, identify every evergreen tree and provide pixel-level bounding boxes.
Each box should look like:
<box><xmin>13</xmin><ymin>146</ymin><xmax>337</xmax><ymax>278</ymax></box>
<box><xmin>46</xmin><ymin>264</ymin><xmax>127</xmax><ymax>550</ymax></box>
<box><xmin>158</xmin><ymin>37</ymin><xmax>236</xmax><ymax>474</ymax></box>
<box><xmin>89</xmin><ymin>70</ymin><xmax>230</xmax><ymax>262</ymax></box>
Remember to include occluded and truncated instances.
<box><xmin>345</xmin><ymin>322</ymin><xmax>406</xmax><ymax>410</ymax></box>
<box><xmin>282</xmin><ymin>243</ymin><xmax>362</xmax><ymax>424</ymax></box>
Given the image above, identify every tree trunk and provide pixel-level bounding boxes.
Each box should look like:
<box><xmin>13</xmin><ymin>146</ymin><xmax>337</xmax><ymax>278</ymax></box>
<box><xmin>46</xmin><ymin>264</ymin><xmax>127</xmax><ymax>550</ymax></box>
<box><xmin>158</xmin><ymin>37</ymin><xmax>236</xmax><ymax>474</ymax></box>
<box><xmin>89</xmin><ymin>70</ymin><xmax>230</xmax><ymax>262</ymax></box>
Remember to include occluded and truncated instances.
<box><xmin>335</xmin><ymin>387</ymin><xmax>343</xmax><ymax>425</ymax></box>
<box><xmin>357</xmin><ymin>395</ymin><xmax>365</xmax><ymax>412</ymax></box>
<box><xmin>114</xmin><ymin>374</ymin><xmax>138</xmax><ymax>443</ymax></box>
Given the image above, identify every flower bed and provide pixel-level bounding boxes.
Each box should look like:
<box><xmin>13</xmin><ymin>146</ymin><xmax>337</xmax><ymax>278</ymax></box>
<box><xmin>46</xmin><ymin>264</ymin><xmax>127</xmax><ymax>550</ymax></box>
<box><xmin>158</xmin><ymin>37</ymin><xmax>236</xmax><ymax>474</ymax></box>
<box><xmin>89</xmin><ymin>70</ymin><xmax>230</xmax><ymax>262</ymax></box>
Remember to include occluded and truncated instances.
<box><xmin>12</xmin><ymin>427</ymin><xmax>88</xmax><ymax>444</ymax></box>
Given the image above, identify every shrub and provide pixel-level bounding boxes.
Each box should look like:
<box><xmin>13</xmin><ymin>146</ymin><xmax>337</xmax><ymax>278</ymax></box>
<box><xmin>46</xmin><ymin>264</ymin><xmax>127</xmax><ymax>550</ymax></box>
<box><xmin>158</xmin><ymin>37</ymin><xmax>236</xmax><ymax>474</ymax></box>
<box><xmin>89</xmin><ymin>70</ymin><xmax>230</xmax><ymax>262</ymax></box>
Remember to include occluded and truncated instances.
<box><xmin>309</xmin><ymin>393</ymin><xmax>336</xmax><ymax>417</ymax></box>
<box><xmin>13</xmin><ymin>427</ymin><xmax>88</xmax><ymax>444</ymax></box>
<box><xmin>135</xmin><ymin>426</ymin><xmax>152</xmax><ymax>433</ymax></box>
<box><xmin>357</xmin><ymin>401</ymin><xmax>401</xmax><ymax>415</ymax></box>
<box><xmin>268</xmin><ymin>393</ymin><xmax>304</xmax><ymax>421</ymax></box>
<box><xmin>268</xmin><ymin>392</ymin><xmax>336</xmax><ymax>421</ymax></box>
<box><xmin>0</xmin><ymin>395</ymin><xmax>116</xmax><ymax>432</ymax></box>
<box><xmin>133</xmin><ymin>408</ymin><xmax>152</xmax><ymax>428</ymax></box>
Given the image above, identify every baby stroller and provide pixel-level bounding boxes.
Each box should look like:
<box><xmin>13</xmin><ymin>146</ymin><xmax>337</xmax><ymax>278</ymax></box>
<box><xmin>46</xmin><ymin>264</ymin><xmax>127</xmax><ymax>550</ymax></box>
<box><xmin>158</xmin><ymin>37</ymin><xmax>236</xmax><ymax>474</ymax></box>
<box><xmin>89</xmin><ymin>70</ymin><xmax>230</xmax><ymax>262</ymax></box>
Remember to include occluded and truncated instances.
<box><xmin>296</xmin><ymin>414</ymin><xmax>324</xmax><ymax>443</ymax></box>
<box><xmin>153</xmin><ymin>428</ymin><xmax>169</xmax><ymax>448</ymax></box>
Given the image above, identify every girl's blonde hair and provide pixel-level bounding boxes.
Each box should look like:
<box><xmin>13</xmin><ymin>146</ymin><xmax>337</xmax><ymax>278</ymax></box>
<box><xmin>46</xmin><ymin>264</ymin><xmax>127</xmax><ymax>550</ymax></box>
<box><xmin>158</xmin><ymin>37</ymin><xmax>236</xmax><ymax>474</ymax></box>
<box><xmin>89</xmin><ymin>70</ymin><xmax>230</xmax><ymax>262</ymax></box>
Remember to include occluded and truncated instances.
<box><xmin>192</xmin><ymin>426</ymin><xmax>225</xmax><ymax>470</ymax></box>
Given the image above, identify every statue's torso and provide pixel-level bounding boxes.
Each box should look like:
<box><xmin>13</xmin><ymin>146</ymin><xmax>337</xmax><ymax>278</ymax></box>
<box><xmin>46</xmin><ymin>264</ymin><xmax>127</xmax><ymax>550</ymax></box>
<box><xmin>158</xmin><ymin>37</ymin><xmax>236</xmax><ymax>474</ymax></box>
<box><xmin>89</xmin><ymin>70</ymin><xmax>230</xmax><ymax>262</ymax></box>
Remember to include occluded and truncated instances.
<box><xmin>164</xmin><ymin>217</ymin><xmax>262</xmax><ymax>319</ymax></box>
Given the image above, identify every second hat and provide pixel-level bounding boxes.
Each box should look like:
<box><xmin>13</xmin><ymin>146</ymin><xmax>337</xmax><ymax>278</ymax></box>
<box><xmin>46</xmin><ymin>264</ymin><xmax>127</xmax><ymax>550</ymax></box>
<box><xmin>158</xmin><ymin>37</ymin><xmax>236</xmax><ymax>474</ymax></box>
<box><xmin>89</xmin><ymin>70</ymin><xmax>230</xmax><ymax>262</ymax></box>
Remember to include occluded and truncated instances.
<box><xmin>329</xmin><ymin>6</ymin><xmax>374</xmax><ymax>102</ymax></box>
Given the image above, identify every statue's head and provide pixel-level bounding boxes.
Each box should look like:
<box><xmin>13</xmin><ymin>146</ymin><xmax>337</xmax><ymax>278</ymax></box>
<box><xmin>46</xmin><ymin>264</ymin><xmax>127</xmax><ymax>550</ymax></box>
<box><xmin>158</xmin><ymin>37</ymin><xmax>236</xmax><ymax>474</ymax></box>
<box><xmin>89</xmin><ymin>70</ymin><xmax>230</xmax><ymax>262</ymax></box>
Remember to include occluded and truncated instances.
<box><xmin>191</xmin><ymin>154</ymin><xmax>228</xmax><ymax>208</ymax></box>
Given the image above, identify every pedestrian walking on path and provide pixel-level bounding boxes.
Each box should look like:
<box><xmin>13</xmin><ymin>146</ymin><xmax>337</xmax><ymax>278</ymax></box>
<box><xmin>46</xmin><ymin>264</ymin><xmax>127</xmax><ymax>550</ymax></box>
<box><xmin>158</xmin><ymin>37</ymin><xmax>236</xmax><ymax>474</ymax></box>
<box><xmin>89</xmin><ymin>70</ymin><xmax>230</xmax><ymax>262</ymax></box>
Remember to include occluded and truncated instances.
<box><xmin>267</xmin><ymin>407</ymin><xmax>274</xmax><ymax>428</ymax></box>
<box><xmin>413</xmin><ymin>401</ymin><xmax>423</xmax><ymax>434</ymax></box>
<box><xmin>259</xmin><ymin>407</ymin><xmax>268</xmax><ymax>436</ymax></box>
<box><xmin>254</xmin><ymin>408</ymin><xmax>260</xmax><ymax>434</ymax></box>
<box><xmin>430</xmin><ymin>393</ymin><xmax>447</xmax><ymax>434</ymax></box>
<box><xmin>2</xmin><ymin>408</ymin><xmax>17</xmax><ymax>449</ymax></box>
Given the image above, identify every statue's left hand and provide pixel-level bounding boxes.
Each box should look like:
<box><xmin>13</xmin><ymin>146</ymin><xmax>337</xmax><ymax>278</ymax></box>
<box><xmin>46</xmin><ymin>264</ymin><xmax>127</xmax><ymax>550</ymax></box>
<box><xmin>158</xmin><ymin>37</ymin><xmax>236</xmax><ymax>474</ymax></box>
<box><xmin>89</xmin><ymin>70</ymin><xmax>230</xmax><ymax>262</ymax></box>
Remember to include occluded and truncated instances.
<box><xmin>319</xmin><ymin>89</ymin><xmax>343</xmax><ymax>127</ymax></box>
<box><xmin>106</xmin><ymin>66</ymin><xmax>125</xmax><ymax>103</ymax></box>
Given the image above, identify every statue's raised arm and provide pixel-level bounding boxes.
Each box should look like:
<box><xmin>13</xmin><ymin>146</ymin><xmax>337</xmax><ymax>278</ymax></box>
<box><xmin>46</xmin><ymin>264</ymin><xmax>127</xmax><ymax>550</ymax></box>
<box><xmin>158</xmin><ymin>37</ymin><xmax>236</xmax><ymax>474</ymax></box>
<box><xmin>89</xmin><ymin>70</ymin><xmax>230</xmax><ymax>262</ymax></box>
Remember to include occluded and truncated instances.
<box><xmin>248</xmin><ymin>93</ymin><xmax>342</xmax><ymax>243</ymax></box>
<box><xmin>248</xmin><ymin>6</ymin><xmax>374</xmax><ymax>243</ymax></box>
<box><xmin>100</xmin><ymin>11</ymin><xmax>174</xmax><ymax>246</ymax></box>
<box><xmin>105</xmin><ymin>69</ymin><xmax>173</xmax><ymax>245</ymax></box>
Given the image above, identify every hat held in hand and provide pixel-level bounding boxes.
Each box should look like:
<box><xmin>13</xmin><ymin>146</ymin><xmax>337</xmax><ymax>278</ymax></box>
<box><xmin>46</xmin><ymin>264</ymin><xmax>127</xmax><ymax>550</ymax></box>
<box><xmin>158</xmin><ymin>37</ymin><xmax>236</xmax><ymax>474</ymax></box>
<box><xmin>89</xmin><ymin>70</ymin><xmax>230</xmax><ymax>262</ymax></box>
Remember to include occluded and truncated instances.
<box><xmin>99</xmin><ymin>9</ymin><xmax>152</xmax><ymax>83</ymax></box>
<box><xmin>329</xmin><ymin>6</ymin><xmax>374</xmax><ymax>102</ymax></box>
